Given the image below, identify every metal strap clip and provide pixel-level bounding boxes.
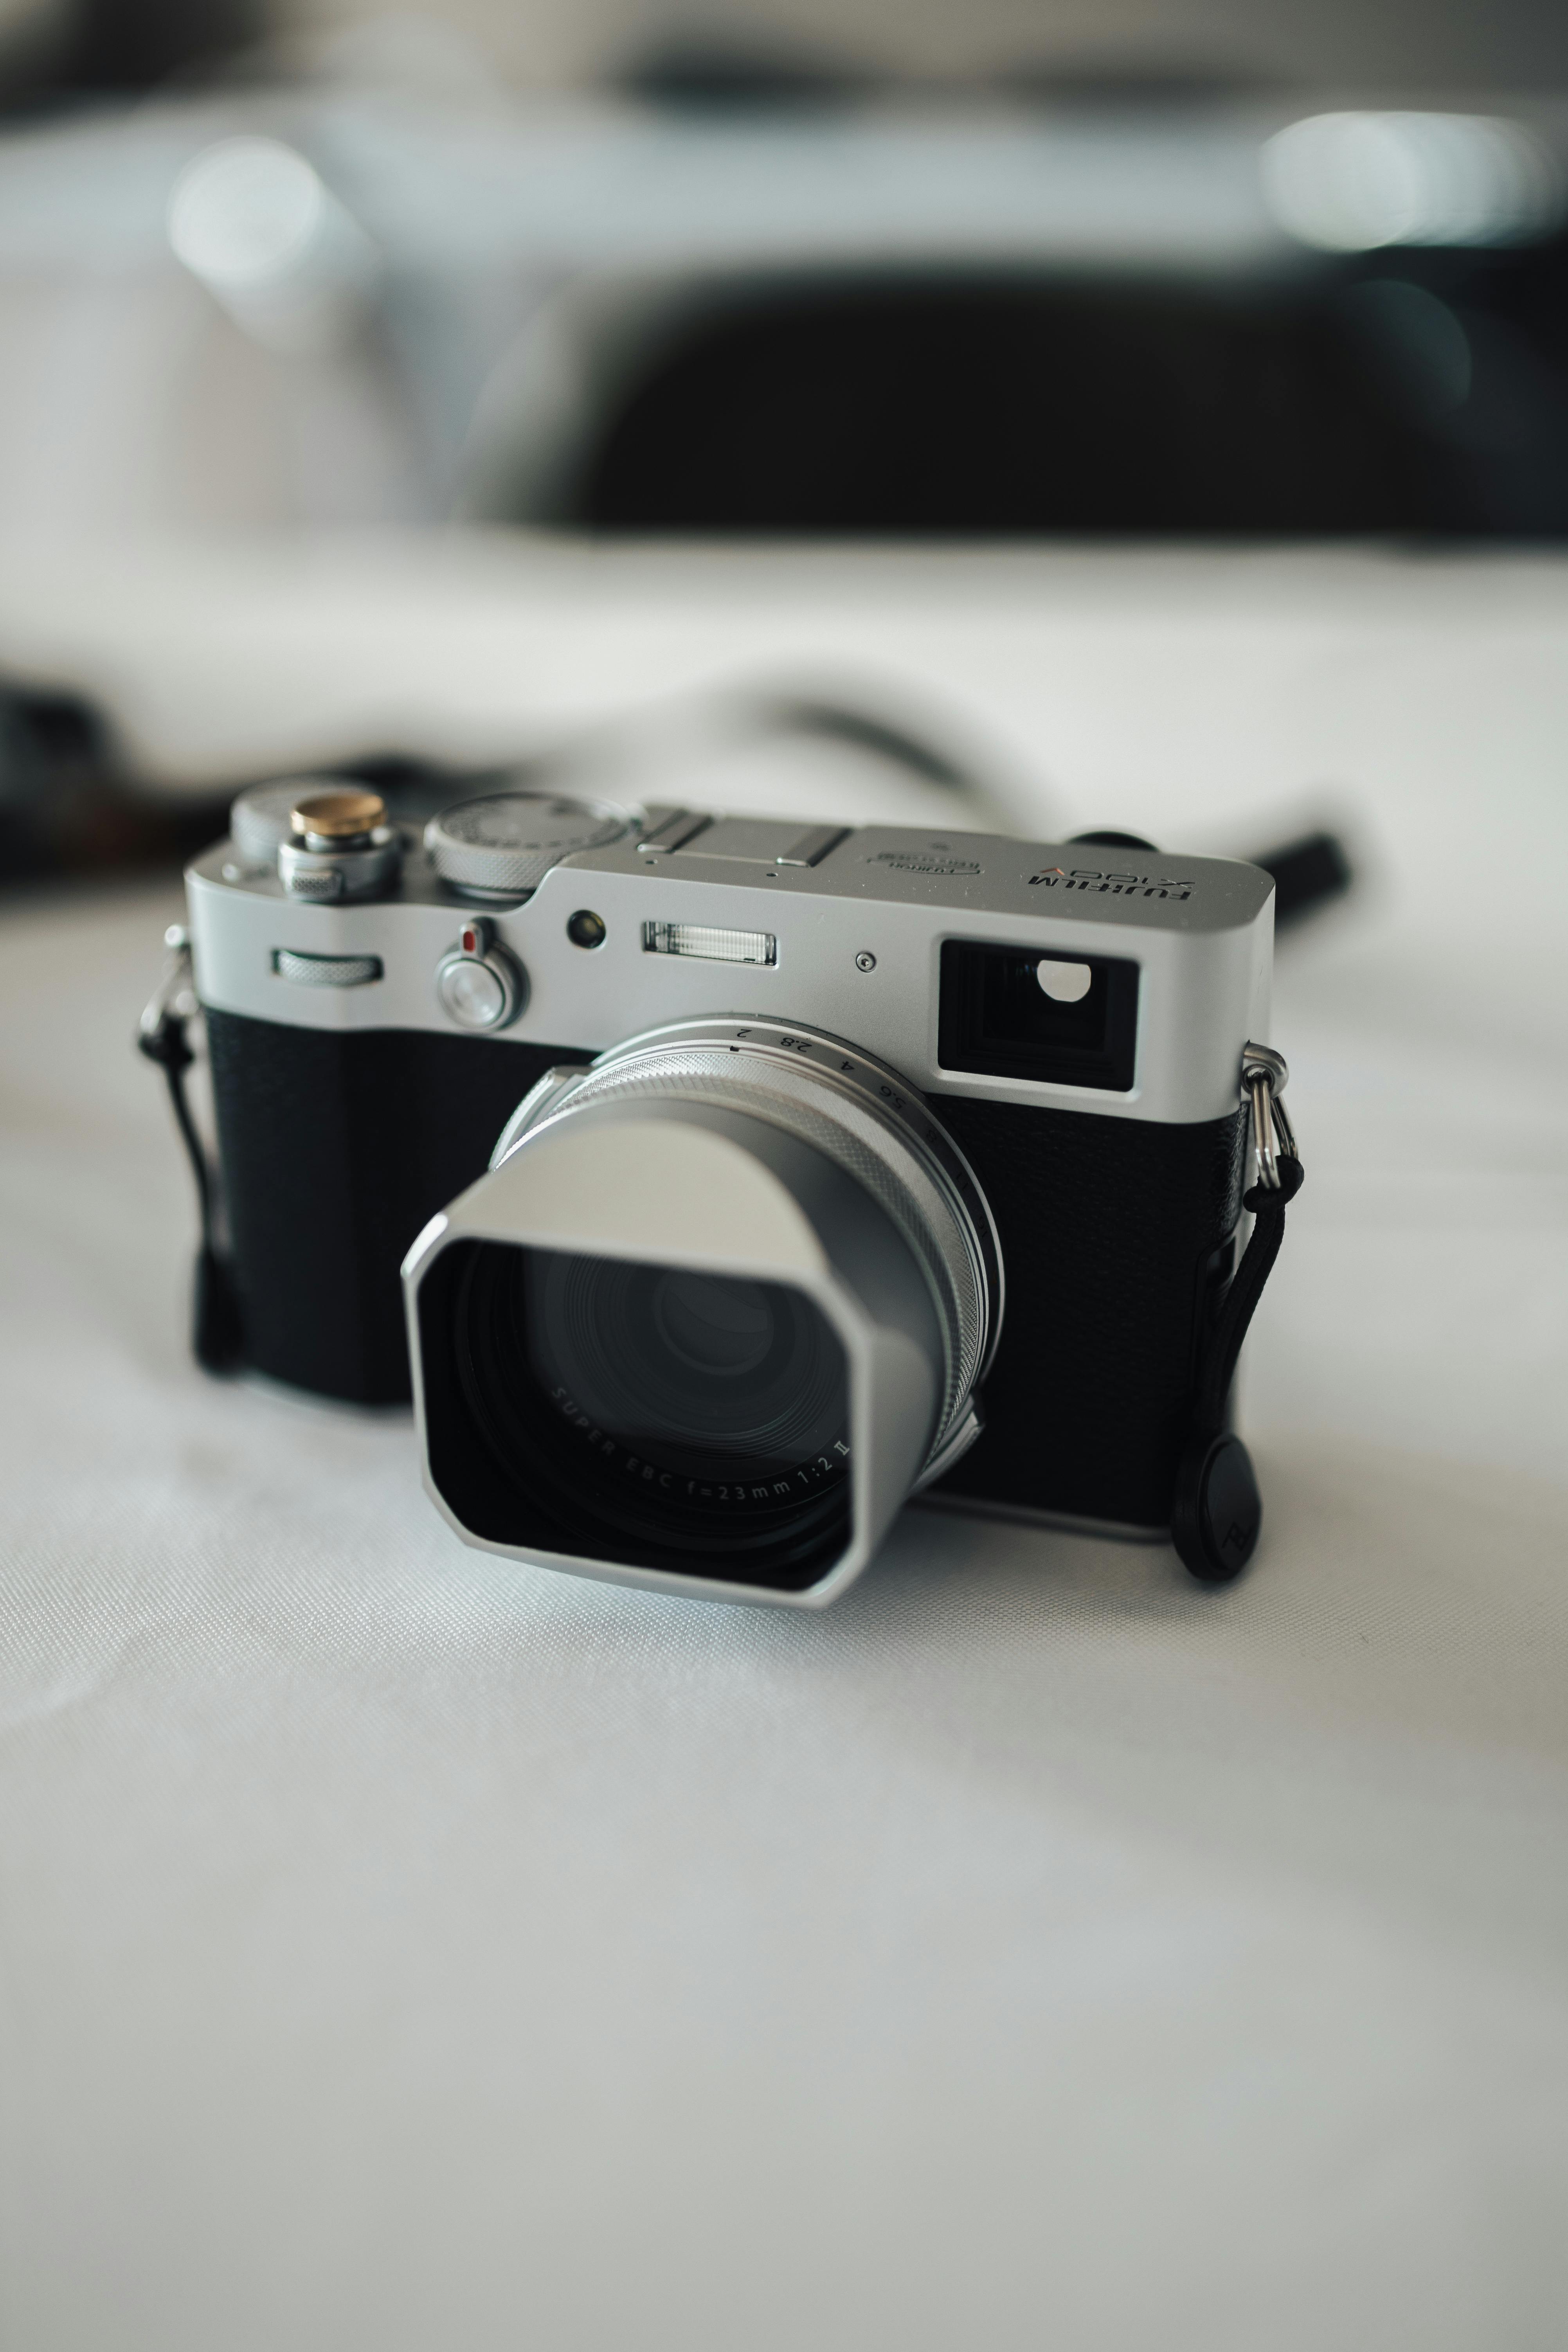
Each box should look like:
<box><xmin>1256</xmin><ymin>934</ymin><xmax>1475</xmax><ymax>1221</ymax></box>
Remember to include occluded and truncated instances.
<box><xmin>1240</xmin><ymin>1042</ymin><xmax>1298</xmax><ymax>1192</ymax></box>
<box><xmin>139</xmin><ymin>925</ymin><xmax>196</xmax><ymax>1040</ymax></box>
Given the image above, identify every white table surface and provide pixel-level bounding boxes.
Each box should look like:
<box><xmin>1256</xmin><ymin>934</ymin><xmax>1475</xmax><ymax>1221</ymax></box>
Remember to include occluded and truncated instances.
<box><xmin>2</xmin><ymin>534</ymin><xmax>1566</xmax><ymax>2351</ymax></box>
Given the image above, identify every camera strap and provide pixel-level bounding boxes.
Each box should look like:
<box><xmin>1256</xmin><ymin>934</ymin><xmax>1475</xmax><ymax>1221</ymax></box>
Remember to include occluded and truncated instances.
<box><xmin>138</xmin><ymin>927</ymin><xmax>244</xmax><ymax>1375</ymax></box>
<box><xmin>1170</xmin><ymin>1047</ymin><xmax>1303</xmax><ymax>1585</ymax></box>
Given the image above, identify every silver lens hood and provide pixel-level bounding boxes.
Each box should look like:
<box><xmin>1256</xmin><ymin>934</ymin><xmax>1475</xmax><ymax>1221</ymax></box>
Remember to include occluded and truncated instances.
<box><xmin>404</xmin><ymin>1017</ymin><xmax>1002</xmax><ymax>1607</ymax></box>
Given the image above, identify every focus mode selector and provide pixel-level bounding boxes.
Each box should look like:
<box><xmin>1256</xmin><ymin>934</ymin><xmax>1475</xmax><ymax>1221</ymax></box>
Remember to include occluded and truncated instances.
<box><xmin>436</xmin><ymin>920</ymin><xmax>524</xmax><ymax>1031</ymax></box>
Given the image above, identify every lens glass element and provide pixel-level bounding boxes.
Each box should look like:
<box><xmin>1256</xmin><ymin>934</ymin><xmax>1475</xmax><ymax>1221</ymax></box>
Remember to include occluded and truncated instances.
<box><xmin>529</xmin><ymin>1255</ymin><xmax>844</xmax><ymax>1484</ymax></box>
<box><xmin>450</xmin><ymin>1243</ymin><xmax>852</xmax><ymax>1583</ymax></box>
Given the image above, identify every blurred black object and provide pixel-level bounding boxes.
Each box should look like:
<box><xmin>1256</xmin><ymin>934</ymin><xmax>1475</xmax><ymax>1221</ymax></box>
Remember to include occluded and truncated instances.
<box><xmin>0</xmin><ymin>686</ymin><xmax>231</xmax><ymax>887</ymax></box>
<box><xmin>0</xmin><ymin>687</ymin><xmax>461</xmax><ymax>893</ymax></box>
<box><xmin>61</xmin><ymin>0</ymin><xmax>257</xmax><ymax>91</ymax></box>
<box><xmin>556</xmin><ymin>255</ymin><xmax>1568</xmax><ymax>536</ymax></box>
<box><xmin>618</xmin><ymin>35</ymin><xmax>1279</xmax><ymax>112</ymax></box>
<box><xmin>1250</xmin><ymin>828</ymin><xmax>1355</xmax><ymax>927</ymax></box>
<box><xmin>619</xmin><ymin>35</ymin><xmax>874</xmax><ymax>111</ymax></box>
<box><xmin>0</xmin><ymin>0</ymin><xmax>259</xmax><ymax>114</ymax></box>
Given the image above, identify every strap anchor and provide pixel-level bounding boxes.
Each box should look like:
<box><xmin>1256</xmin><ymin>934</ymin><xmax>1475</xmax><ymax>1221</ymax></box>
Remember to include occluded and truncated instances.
<box><xmin>138</xmin><ymin>926</ymin><xmax>244</xmax><ymax>1374</ymax></box>
<box><xmin>1170</xmin><ymin>1044</ymin><xmax>1304</xmax><ymax>1585</ymax></box>
<box><xmin>1241</xmin><ymin>1042</ymin><xmax>1296</xmax><ymax>1191</ymax></box>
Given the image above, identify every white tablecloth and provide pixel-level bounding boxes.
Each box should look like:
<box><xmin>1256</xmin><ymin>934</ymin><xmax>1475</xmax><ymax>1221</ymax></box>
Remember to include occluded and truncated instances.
<box><xmin>2</xmin><ymin>537</ymin><xmax>1566</xmax><ymax>2351</ymax></box>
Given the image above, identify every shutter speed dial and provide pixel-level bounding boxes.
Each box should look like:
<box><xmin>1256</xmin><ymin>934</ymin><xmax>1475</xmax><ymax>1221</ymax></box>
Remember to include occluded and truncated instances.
<box><xmin>425</xmin><ymin>790</ymin><xmax>634</xmax><ymax>903</ymax></box>
<box><xmin>436</xmin><ymin>920</ymin><xmax>524</xmax><ymax>1031</ymax></box>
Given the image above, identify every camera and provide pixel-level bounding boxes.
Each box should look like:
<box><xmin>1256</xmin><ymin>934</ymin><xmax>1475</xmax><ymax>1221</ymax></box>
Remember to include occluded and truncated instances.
<box><xmin>181</xmin><ymin>773</ymin><xmax>1277</xmax><ymax>1605</ymax></box>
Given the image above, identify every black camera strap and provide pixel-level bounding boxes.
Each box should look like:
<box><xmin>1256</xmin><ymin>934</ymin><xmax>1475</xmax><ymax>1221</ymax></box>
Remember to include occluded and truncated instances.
<box><xmin>138</xmin><ymin>927</ymin><xmax>244</xmax><ymax>1375</ymax></box>
<box><xmin>1170</xmin><ymin>1049</ymin><xmax>1303</xmax><ymax>1585</ymax></box>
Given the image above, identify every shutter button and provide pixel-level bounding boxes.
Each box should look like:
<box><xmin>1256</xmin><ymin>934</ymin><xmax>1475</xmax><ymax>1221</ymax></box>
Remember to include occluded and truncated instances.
<box><xmin>436</xmin><ymin>919</ymin><xmax>524</xmax><ymax>1031</ymax></box>
<box><xmin>277</xmin><ymin>788</ymin><xmax>403</xmax><ymax>902</ymax></box>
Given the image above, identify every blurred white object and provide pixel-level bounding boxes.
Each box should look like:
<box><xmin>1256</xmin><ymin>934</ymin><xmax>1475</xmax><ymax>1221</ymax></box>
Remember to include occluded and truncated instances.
<box><xmin>1262</xmin><ymin>109</ymin><xmax>1564</xmax><ymax>250</ymax></box>
<box><xmin>0</xmin><ymin>106</ymin><xmax>420</xmax><ymax>531</ymax></box>
<box><xmin>169</xmin><ymin>138</ymin><xmax>328</xmax><ymax>290</ymax></box>
<box><xmin>167</xmin><ymin>133</ymin><xmax>378</xmax><ymax>351</ymax></box>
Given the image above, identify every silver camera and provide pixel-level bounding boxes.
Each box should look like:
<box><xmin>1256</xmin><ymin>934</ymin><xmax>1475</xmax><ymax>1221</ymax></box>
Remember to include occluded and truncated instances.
<box><xmin>181</xmin><ymin>777</ymin><xmax>1281</xmax><ymax>1605</ymax></box>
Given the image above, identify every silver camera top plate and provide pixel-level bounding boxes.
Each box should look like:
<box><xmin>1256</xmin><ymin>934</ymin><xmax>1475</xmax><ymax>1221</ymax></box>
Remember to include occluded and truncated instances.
<box><xmin>187</xmin><ymin>809</ymin><xmax>1274</xmax><ymax>1128</ymax></box>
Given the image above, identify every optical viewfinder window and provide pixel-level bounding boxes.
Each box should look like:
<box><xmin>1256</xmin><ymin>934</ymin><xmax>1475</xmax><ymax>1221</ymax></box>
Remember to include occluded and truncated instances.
<box><xmin>938</xmin><ymin>939</ymin><xmax>1138</xmax><ymax>1090</ymax></box>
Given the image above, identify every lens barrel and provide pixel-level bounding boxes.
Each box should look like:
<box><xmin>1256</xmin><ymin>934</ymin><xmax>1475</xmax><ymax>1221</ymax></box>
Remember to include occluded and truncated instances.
<box><xmin>404</xmin><ymin>1020</ymin><xmax>1000</xmax><ymax>1605</ymax></box>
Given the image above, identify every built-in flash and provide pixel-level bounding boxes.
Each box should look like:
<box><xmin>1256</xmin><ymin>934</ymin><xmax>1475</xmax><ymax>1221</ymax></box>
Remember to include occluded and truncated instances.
<box><xmin>643</xmin><ymin>921</ymin><xmax>778</xmax><ymax>966</ymax></box>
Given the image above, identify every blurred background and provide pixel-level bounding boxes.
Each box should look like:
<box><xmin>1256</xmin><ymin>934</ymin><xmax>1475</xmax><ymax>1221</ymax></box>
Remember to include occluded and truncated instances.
<box><xmin>1</xmin><ymin>0</ymin><xmax>1567</xmax><ymax>879</ymax></box>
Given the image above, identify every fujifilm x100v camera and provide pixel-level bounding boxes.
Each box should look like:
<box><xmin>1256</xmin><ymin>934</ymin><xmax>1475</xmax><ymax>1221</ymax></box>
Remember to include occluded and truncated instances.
<box><xmin>152</xmin><ymin>774</ymin><xmax>1298</xmax><ymax>1604</ymax></box>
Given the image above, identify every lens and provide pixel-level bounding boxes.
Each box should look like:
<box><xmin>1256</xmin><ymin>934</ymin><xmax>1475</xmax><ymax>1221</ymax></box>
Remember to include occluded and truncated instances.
<box><xmin>408</xmin><ymin>1017</ymin><xmax>1001</xmax><ymax>1601</ymax></box>
<box><xmin>529</xmin><ymin>1252</ymin><xmax>847</xmax><ymax>1487</ymax></box>
<box><xmin>652</xmin><ymin>1271</ymin><xmax>772</xmax><ymax>1377</ymax></box>
<box><xmin>450</xmin><ymin>1242</ymin><xmax>852</xmax><ymax>1581</ymax></box>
